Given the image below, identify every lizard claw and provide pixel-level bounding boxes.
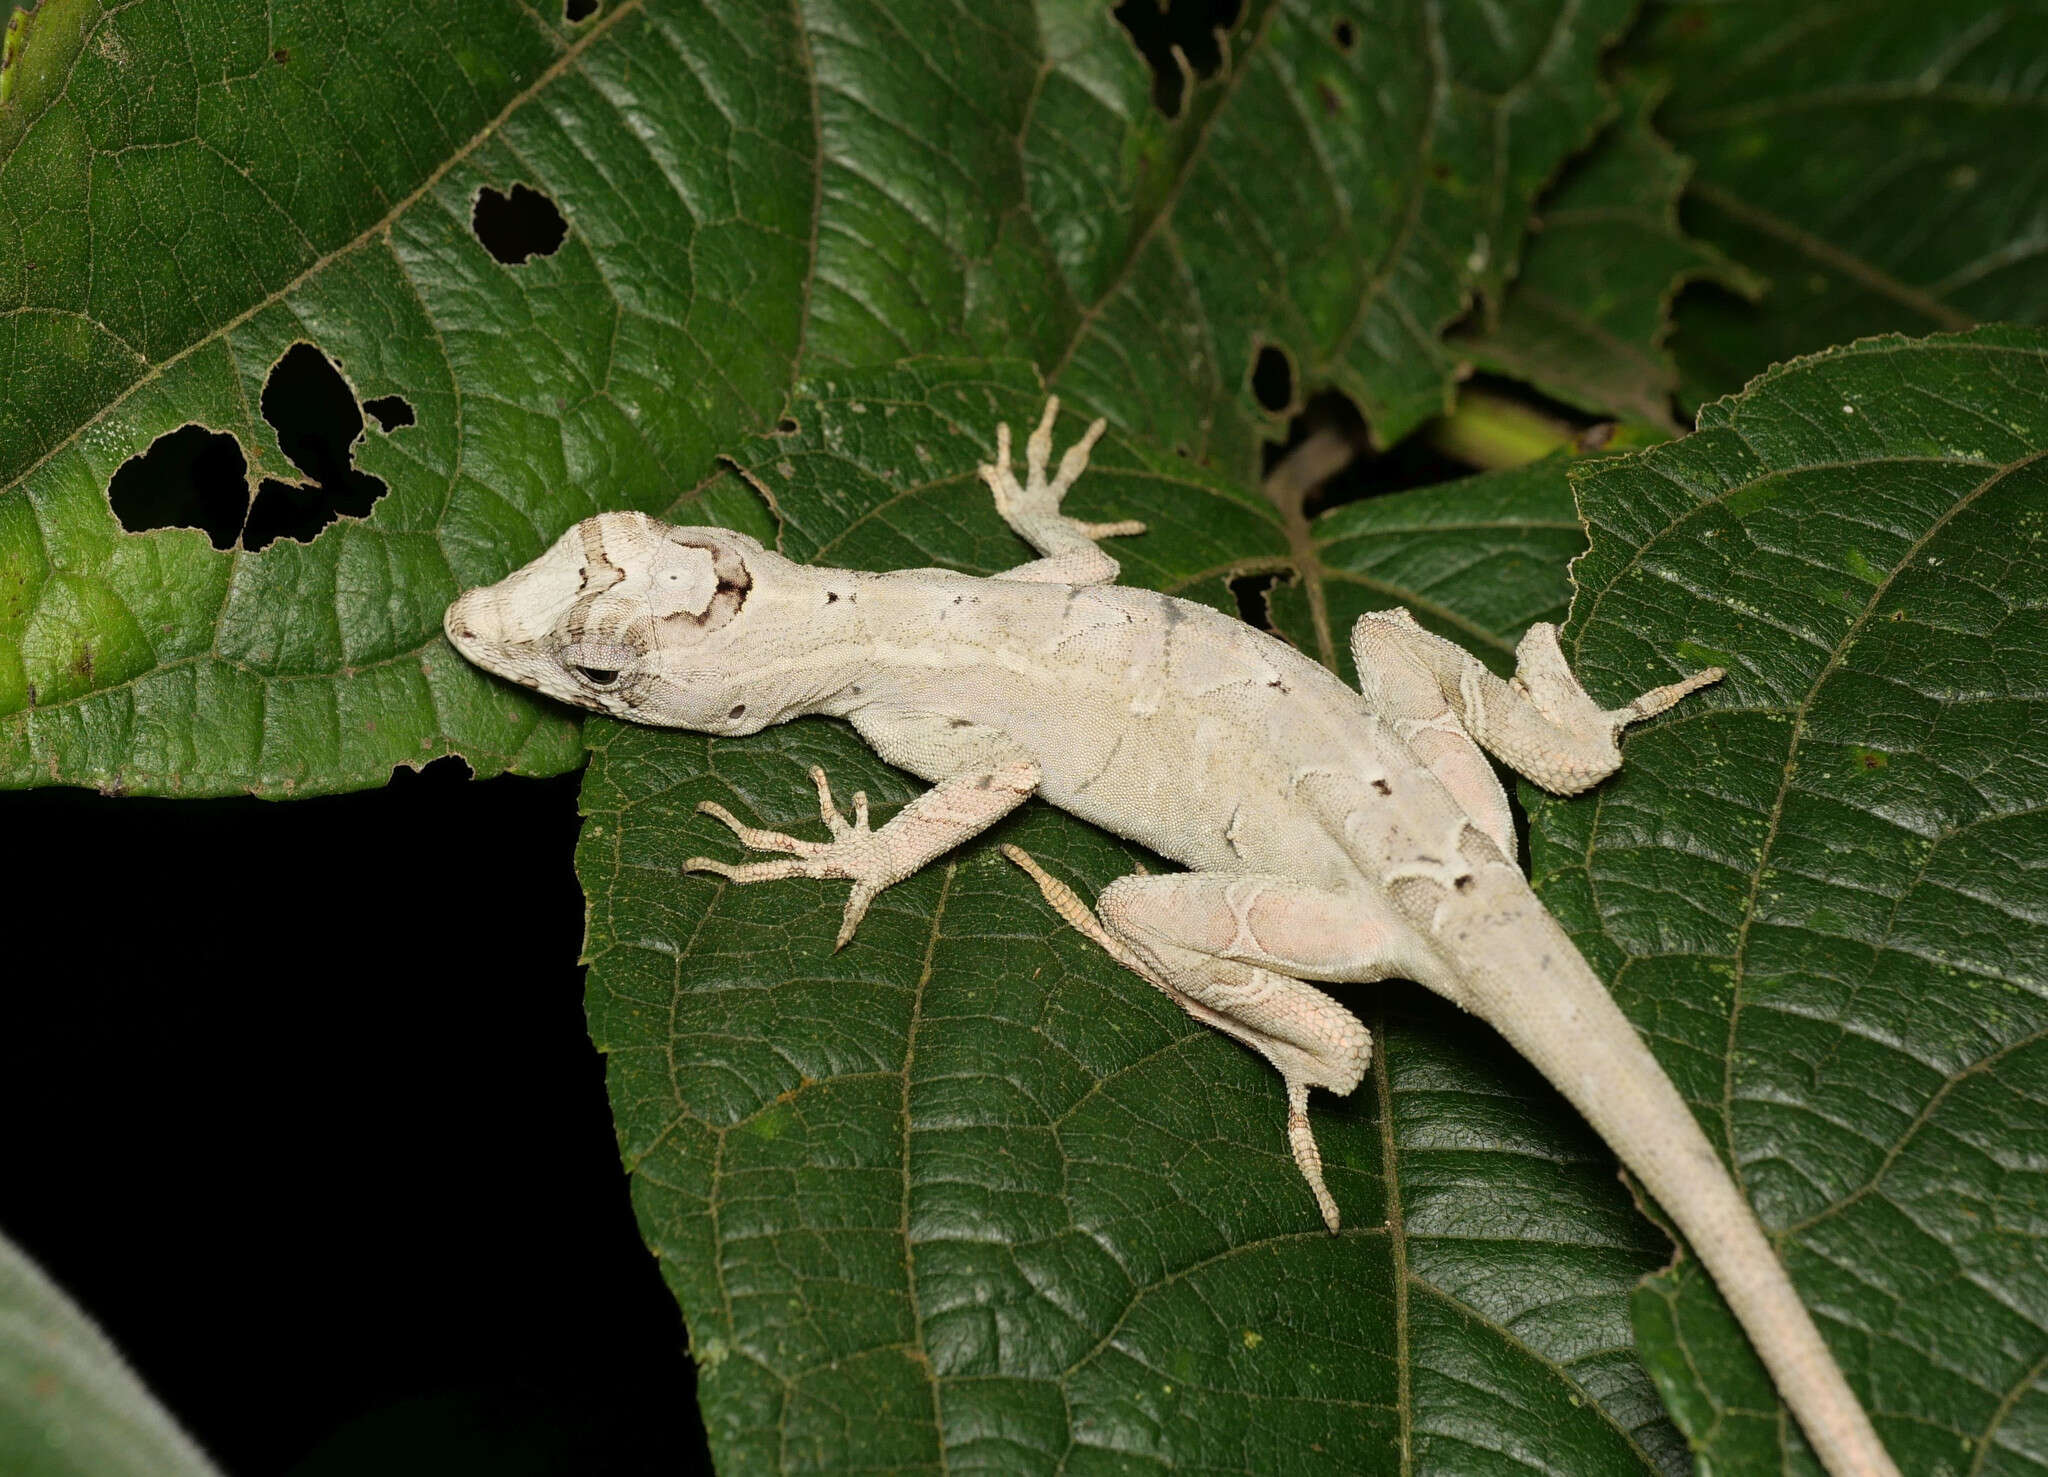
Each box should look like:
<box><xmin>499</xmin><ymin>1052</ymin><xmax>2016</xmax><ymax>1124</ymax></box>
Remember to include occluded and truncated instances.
<box><xmin>685</xmin><ymin>777</ymin><xmax>898</xmax><ymax>949</ymax></box>
<box><xmin>980</xmin><ymin>399</ymin><xmax>1129</xmax><ymax>534</ymax></box>
<box><xmin>1287</xmin><ymin>1080</ymin><xmax>1341</xmax><ymax>1233</ymax></box>
<box><xmin>693</xmin><ymin>799</ymin><xmax>819</xmax><ymax>856</ymax></box>
<box><xmin>1616</xmin><ymin>664</ymin><xmax>1725</xmax><ymax>724</ymax></box>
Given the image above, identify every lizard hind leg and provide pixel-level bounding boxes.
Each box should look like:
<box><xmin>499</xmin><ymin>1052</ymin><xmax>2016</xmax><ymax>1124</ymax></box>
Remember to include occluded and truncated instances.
<box><xmin>1352</xmin><ymin>610</ymin><xmax>1723</xmax><ymax>797</ymax></box>
<box><xmin>1003</xmin><ymin>848</ymin><xmax>1421</xmax><ymax>1233</ymax></box>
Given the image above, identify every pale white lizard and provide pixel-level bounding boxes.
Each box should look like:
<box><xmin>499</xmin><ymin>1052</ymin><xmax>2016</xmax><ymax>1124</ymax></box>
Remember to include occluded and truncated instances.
<box><xmin>445</xmin><ymin>400</ymin><xmax>1898</xmax><ymax>1477</ymax></box>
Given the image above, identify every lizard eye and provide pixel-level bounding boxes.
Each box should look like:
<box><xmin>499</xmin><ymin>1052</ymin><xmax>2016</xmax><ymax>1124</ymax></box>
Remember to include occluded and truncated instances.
<box><xmin>560</xmin><ymin>642</ymin><xmax>637</xmax><ymax>691</ymax></box>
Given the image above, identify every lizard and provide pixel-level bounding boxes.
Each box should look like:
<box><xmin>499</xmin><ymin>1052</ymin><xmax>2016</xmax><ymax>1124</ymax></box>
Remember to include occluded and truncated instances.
<box><xmin>445</xmin><ymin>398</ymin><xmax>1899</xmax><ymax>1477</ymax></box>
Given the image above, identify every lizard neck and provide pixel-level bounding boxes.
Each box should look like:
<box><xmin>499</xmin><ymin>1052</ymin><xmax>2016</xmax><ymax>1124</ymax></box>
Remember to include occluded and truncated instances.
<box><xmin>803</xmin><ymin>567</ymin><xmax>1037</xmax><ymax>718</ymax></box>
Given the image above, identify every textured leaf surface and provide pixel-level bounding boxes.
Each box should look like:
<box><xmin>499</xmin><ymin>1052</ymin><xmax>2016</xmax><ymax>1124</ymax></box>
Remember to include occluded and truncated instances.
<box><xmin>1</xmin><ymin>0</ymin><xmax>1631</xmax><ymax>794</ymax></box>
<box><xmin>0</xmin><ymin>1230</ymin><xmax>222</xmax><ymax>1477</ymax></box>
<box><xmin>1628</xmin><ymin>0</ymin><xmax>2048</xmax><ymax>409</ymax></box>
<box><xmin>1529</xmin><ymin>326</ymin><xmax>2048</xmax><ymax>1474</ymax></box>
<box><xmin>0</xmin><ymin>0</ymin><xmax>807</xmax><ymax>793</ymax></box>
<box><xmin>581</xmin><ymin>368</ymin><xmax>1689</xmax><ymax>1474</ymax></box>
<box><xmin>1266</xmin><ymin>452</ymin><xmax>1586</xmax><ymax>680</ymax></box>
<box><xmin>1456</xmin><ymin>86</ymin><xmax>1759</xmax><ymax>431</ymax></box>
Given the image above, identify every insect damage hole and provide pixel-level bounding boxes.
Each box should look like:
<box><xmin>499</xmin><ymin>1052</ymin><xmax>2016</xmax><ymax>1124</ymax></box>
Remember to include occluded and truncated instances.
<box><xmin>363</xmin><ymin>394</ymin><xmax>415</xmax><ymax>432</ymax></box>
<box><xmin>242</xmin><ymin>343</ymin><xmax>390</xmax><ymax>552</ymax></box>
<box><xmin>1228</xmin><ymin>571</ymin><xmax>1287</xmax><ymax>634</ymax></box>
<box><xmin>107</xmin><ymin>424</ymin><xmax>251</xmax><ymax>550</ymax></box>
<box><xmin>1113</xmin><ymin>0</ymin><xmax>1243</xmax><ymax>115</ymax></box>
<box><xmin>472</xmin><ymin>183</ymin><xmax>568</xmax><ymax>266</ymax></box>
<box><xmin>564</xmin><ymin>0</ymin><xmax>599</xmax><ymax>19</ymax></box>
<box><xmin>1252</xmin><ymin>343</ymin><xmax>1294</xmax><ymax>414</ymax></box>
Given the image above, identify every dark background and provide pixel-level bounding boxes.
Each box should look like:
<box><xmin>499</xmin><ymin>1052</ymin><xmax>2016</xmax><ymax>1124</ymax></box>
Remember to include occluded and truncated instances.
<box><xmin>1</xmin><ymin>762</ymin><xmax>715</xmax><ymax>1476</ymax></box>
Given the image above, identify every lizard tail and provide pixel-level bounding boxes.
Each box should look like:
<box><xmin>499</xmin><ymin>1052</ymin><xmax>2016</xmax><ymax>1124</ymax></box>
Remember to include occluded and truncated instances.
<box><xmin>1449</xmin><ymin>909</ymin><xmax>1900</xmax><ymax>1477</ymax></box>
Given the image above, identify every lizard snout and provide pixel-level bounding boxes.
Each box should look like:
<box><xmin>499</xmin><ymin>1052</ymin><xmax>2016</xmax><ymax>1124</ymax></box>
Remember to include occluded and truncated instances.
<box><xmin>443</xmin><ymin>586</ymin><xmax>492</xmax><ymax>654</ymax></box>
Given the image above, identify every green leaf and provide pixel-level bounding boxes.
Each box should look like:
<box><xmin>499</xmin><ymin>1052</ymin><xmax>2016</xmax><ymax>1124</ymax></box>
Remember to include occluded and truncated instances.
<box><xmin>1455</xmin><ymin>83</ymin><xmax>1761</xmax><ymax>431</ymax></box>
<box><xmin>581</xmin><ymin>366</ymin><xmax>1690</xmax><ymax>1474</ymax></box>
<box><xmin>1529</xmin><ymin>325</ymin><xmax>2048</xmax><ymax>1474</ymax></box>
<box><xmin>0</xmin><ymin>1</ymin><xmax>817</xmax><ymax>794</ymax></box>
<box><xmin>1266</xmin><ymin>451</ymin><xmax>1586</xmax><ymax>679</ymax></box>
<box><xmin>1</xmin><ymin>0</ymin><xmax>1632</xmax><ymax>795</ymax></box>
<box><xmin>1627</xmin><ymin>1</ymin><xmax>2047</xmax><ymax>410</ymax></box>
<box><xmin>0</xmin><ymin>1229</ymin><xmax>223</xmax><ymax>1477</ymax></box>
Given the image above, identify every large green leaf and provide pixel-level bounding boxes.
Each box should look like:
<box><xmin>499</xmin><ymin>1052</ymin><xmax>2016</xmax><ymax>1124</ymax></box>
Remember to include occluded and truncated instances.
<box><xmin>0</xmin><ymin>0</ymin><xmax>1631</xmax><ymax>795</ymax></box>
<box><xmin>0</xmin><ymin>0</ymin><xmax>808</xmax><ymax>794</ymax></box>
<box><xmin>1530</xmin><ymin>325</ymin><xmax>2048</xmax><ymax>1474</ymax></box>
<box><xmin>581</xmin><ymin>366</ymin><xmax>1692</xmax><ymax>1474</ymax></box>
<box><xmin>1455</xmin><ymin>83</ymin><xmax>1760</xmax><ymax>431</ymax></box>
<box><xmin>0</xmin><ymin>1230</ymin><xmax>223</xmax><ymax>1477</ymax></box>
<box><xmin>1627</xmin><ymin>1</ymin><xmax>2048</xmax><ymax>409</ymax></box>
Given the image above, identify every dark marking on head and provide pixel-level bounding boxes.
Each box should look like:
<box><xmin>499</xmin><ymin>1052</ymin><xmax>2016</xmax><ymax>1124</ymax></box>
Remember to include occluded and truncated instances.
<box><xmin>826</xmin><ymin>590</ymin><xmax>839</xmax><ymax>603</ymax></box>
<box><xmin>950</xmin><ymin>717</ymin><xmax>972</xmax><ymax>728</ymax></box>
<box><xmin>1453</xmin><ymin>874</ymin><xmax>1474</xmax><ymax>893</ymax></box>
<box><xmin>1267</xmin><ymin>677</ymin><xmax>1288</xmax><ymax>693</ymax></box>
<box><xmin>729</xmin><ymin>704</ymin><xmax>747</xmax><ymax>719</ymax></box>
<box><xmin>658</xmin><ymin>527</ymin><xmax>753</xmax><ymax>628</ymax></box>
<box><xmin>1372</xmin><ymin>778</ymin><xmax>1392</xmax><ymax>796</ymax></box>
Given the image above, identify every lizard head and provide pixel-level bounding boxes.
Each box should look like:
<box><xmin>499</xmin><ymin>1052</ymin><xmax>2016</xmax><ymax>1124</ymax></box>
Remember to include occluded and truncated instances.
<box><xmin>444</xmin><ymin>511</ymin><xmax>770</xmax><ymax>727</ymax></box>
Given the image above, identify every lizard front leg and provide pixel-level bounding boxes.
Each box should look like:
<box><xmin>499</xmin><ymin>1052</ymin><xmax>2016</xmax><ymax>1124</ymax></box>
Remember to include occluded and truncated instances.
<box><xmin>1004</xmin><ymin>852</ymin><xmax>1429</xmax><ymax>1232</ymax></box>
<box><xmin>980</xmin><ymin>397</ymin><xmax>1145</xmax><ymax>586</ymax></box>
<box><xmin>688</xmin><ymin>714</ymin><xmax>1039</xmax><ymax>948</ymax></box>
<box><xmin>1353</xmin><ymin>609</ymin><xmax>1723</xmax><ymax>796</ymax></box>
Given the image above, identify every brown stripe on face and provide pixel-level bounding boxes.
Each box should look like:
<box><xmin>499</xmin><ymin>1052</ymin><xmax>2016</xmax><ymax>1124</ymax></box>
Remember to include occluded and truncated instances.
<box><xmin>577</xmin><ymin>521</ymin><xmax>629</xmax><ymax>592</ymax></box>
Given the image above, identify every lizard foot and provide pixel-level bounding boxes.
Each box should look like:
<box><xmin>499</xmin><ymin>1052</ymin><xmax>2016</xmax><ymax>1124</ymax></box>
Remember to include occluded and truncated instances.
<box><xmin>1511</xmin><ymin>621</ymin><xmax>1725</xmax><ymax>732</ymax></box>
<box><xmin>686</xmin><ymin>766</ymin><xmax>893</xmax><ymax>949</ymax></box>
<box><xmin>979</xmin><ymin>397</ymin><xmax>1144</xmax><ymax>541</ymax></box>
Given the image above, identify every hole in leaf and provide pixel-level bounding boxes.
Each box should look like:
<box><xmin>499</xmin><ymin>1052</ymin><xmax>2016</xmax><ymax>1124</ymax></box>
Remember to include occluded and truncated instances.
<box><xmin>1252</xmin><ymin>343</ymin><xmax>1294</xmax><ymax>414</ymax></box>
<box><xmin>564</xmin><ymin>0</ymin><xmax>598</xmax><ymax>20</ymax></box>
<box><xmin>242</xmin><ymin>343</ymin><xmax>389</xmax><ymax>552</ymax></box>
<box><xmin>107</xmin><ymin>424</ymin><xmax>250</xmax><ymax>551</ymax></box>
<box><xmin>1228</xmin><ymin>571</ymin><xmax>1285</xmax><ymax>632</ymax></box>
<box><xmin>1113</xmin><ymin>0</ymin><xmax>1243</xmax><ymax>115</ymax></box>
<box><xmin>1332</xmin><ymin>18</ymin><xmax>1356</xmax><ymax>50</ymax></box>
<box><xmin>472</xmin><ymin>183</ymin><xmax>568</xmax><ymax>266</ymax></box>
<box><xmin>775</xmin><ymin>417</ymin><xmax>799</xmax><ymax>434</ymax></box>
<box><xmin>363</xmin><ymin>395</ymin><xmax>416</xmax><ymax>432</ymax></box>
